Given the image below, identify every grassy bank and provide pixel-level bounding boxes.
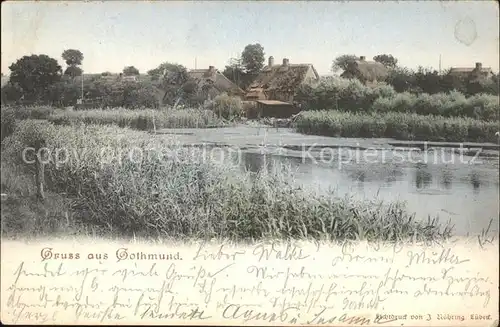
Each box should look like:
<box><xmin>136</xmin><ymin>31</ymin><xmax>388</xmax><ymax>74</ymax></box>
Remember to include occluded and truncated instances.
<box><xmin>293</xmin><ymin>110</ymin><xmax>499</xmax><ymax>143</ymax></box>
<box><xmin>1</xmin><ymin>120</ymin><xmax>453</xmax><ymax>241</ymax></box>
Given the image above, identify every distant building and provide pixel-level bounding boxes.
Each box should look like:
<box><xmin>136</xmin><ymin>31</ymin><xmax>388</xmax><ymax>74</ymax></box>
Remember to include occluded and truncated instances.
<box><xmin>121</xmin><ymin>75</ymin><xmax>138</xmax><ymax>82</ymax></box>
<box><xmin>340</xmin><ymin>56</ymin><xmax>389</xmax><ymax>86</ymax></box>
<box><xmin>188</xmin><ymin>66</ymin><xmax>245</xmax><ymax>99</ymax></box>
<box><xmin>255</xmin><ymin>100</ymin><xmax>300</xmax><ymax>118</ymax></box>
<box><xmin>245</xmin><ymin>56</ymin><xmax>320</xmax><ymax>103</ymax></box>
<box><xmin>448</xmin><ymin>62</ymin><xmax>494</xmax><ymax>81</ymax></box>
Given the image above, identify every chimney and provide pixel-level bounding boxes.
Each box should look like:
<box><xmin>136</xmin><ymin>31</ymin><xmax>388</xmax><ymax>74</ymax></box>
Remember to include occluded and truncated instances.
<box><xmin>208</xmin><ymin>65</ymin><xmax>216</xmax><ymax>77</ymax></box>
<box><xmin>282</xmin><ymin>58</ymin><xmax>290</xmax><ymax>66</ymax></box>
<box><xmin>475</xmin><ymin>62</ymin><xmax>482</xmax><ymax>70</ymax></box>
<box><xmin>359</xmin><ymin>56</ymin><xmax>366</xmax><ymax>61</ymax></box>
<box><xmin>268</xmin><ymin>56</ymin><xmax>274</xmax><ymax>67</ymax></box>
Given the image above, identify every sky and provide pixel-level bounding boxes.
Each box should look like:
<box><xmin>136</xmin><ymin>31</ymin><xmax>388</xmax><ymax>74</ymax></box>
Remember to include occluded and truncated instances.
<box><xmin>1</xmin><ymin>1</ymin><xmax>499</xmax><ymax>76</ymax></box>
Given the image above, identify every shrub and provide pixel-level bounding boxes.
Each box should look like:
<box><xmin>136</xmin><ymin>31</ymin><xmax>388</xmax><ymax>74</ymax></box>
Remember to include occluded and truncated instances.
<box><xmin>206</xmin><ymin>93</ymin><xmax>243</xmax><ymax>120</ymax></box>
<box><xmin>1</xmin><ymin>109</ymin><xmax>16</xmax><ymax>142</ymax></box>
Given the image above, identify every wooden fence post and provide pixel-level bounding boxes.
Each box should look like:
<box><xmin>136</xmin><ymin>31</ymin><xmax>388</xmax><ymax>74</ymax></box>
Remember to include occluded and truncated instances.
<box><xmin>35</xmin><ymin>159</ymin><xmax>45</xmax><ymax>200</ymax></box>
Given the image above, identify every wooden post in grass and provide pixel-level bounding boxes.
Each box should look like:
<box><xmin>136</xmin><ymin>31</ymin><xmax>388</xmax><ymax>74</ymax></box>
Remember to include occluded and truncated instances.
<box><xmin>153</xmin><ymin>111</ymin><xmax>157</xmax><ymax>134</ymax></box>
<box><xmin>35</xmin><ymin>159</ymin><xmax>45</xmax><ymax>200</ymax></box>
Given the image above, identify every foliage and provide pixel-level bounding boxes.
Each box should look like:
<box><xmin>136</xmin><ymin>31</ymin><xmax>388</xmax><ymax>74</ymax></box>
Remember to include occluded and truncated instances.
<box><xmin>123</xmin><ymin>66</ymin><xmax>140</xmax><ymax>76</ymax></box>
<box><xmin>205</xmin><ymin>93</ymin><xmax>244</xmax><ymax>120</ymax></box>
<box><xmin>64</xmin><ymin>66</ymin><xmax>83</xmax><ymax>78</ymax></box>
<box><xmin>222</xmin><ymin>57</ymin><xmax>255</xmax><ymax>90</ymax></box>
<box><xmin>384</xmin><ymin>66</ymin><xmax>499</xmax><ymax>96</ymax></box>
<box><xmin>1</xmin><ymin>82</ymin><xmax>24</xmax><ymax>103</ymax></box>
<box><xmin>8</xmin><ymin>54</ymin><xmax>62</xmax><ymax>101</ymax></box>
<box><xmin>0</xmin><ymin>109</ymin><xmax>16</xmax><ymax>142</ymax></box>
<box><xmin>1</xmin><ymin>122</ymin><xmax>452</xmax><ymax>241</ymax></box>
<box><xmin>1</xmin><ymin>106</ymin><xmax>55</xmax><ymax>121</ymax></box>
<box><xmin>61</xmin><ymin>49</ymin><xmax>84</xmax><ymax>66</ymax></box>
<box><xmin>78</xmin><ymin>79</ymin><xmax>160</xmax><ymax>108</ymax></box>
<box><xmin>373</xmin><ymin>54</ymin><xmax>398</xmax><ymax>68</ymax></box>
<box><xmin>414</xmin><ymin>67</ymin><xmax>442</xmax><ymax>94</ymax></box>
<box><xmin>45</xmin><ymin>80</ymin><xmax>81</xmax><ymax>107</ymax></box>
<box><xmin>293</xmin><ymin>110</ymin><xmax>499</xmax><ymax>142</ymax></box>
<box><xmin>372</xmin><ymin>92</ymin><xmax>499</xmax><ymax>121</ymax></box>
<box><xmin>155</xmin><ymin>63</ymin><xmax>191</xmax><ymax>106</ymax></box>
<box><xmin>296</xmin><ymin>76</ymin><xmax>499</xmax><ymax>121</ymax></box>
<box><xmin>331</xmin><ymin>54</ymin><xmax>358</xmax><ymax>73</ymax></box>
<box><xmin>296</xmin><ymin>77</ymin><xmax>396</xmax><ymax>112</ymax></box>
<box><xmin>241</xmin><ymin>43</ymin><xmax>265</xmax><ymax>75</ymax></box>
<box><xmin>385</xmin><ymin>67</ymin><xmax>417</xmax><ymax>93</ymax></box>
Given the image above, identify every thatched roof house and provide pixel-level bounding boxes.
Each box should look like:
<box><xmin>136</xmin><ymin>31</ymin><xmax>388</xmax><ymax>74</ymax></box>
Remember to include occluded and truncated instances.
<box><xmin>340</xmin><ymin>56</ymin><xmax>389</xmax><ymax>85</ymax></box>
<box><xmin>245</xmin><ymin>57</ymin><xmax>320</xmax><ymax>103</ymax></box>
<box><xmin>188</xmin><ymin>66</ymin><xmax>245</xmax><ymax>99</ymax></box>
<box><xmin>448</xmin><ymin>62</ymin><xmax>494</xmax><ymax>81</ymax></box>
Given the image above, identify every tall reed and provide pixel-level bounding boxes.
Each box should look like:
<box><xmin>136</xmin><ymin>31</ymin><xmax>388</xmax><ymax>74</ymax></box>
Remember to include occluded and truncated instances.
<box><xmin>1</xmin><ymin>120</ymin><xmax>453</xmax><ymax>241</ymax></box>
<box><xmin>293</xmin><ymin>110</ymin><xmax>499</xmax><ymax>143</ymax></box>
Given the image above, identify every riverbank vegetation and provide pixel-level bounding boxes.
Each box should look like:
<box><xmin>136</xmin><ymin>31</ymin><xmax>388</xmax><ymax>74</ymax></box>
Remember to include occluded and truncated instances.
<box><xmin>296</xmin><ymin>77</ymin><xmax>499</xmax><ymax>121</ymax></box>
<box><xmin>293</xmin><ymin>110</ymin><xmax>499</xmax><ymax>143</ymax></box>
<box><xmin>1</xmin><ymin>120</ymin><xmax>453</xmax><ymax>241</ymax></box>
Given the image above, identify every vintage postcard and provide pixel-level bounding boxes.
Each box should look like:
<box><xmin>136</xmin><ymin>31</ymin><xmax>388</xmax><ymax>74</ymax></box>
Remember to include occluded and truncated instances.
<box><xmin>1</xmin><ymin>1</ymin><xmax>499</xmax><ymax>326</ymax></box>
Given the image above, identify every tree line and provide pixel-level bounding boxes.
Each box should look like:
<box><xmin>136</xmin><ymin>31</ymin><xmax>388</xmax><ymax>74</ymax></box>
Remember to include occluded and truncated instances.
<box><xmin>331</xmin><ymin>54</ymin><xmax>499</xmax><ymax>96</ymax></box>
<box><xmin>1</xmin><ymin>45</ymin><xmax>498</xmax><ymax>108</ymax></box>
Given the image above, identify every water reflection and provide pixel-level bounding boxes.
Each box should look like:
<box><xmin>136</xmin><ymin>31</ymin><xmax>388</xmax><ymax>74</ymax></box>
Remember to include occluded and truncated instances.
<box><xmin>440</xmin><ymin>170</ymin><xmax>453</xmax><ymax>190</ymax></box>
<box><xmin>241</xmin><ymin>152</ymin><xmax>273</xmax><ymax>174</ymax></box>
<box><xmin>231</xmin><ymin>149</ymin><xmax>498</xmax><ymax>235</ymax></box>
<box><xmin>414</xmin><ymin>167</ymin><xmax>433</xmax><ymax>189</ymax></box>
<box><xmin>470</xmin><ymin>172</ymin><xmax>481</xmax><ymax>193</ymax></box>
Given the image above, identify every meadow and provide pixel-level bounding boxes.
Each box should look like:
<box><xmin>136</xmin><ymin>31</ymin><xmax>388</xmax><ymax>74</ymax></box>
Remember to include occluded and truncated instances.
<box><xmin>1</xmin><ymin>119</ymin><xmax>453</xmax><ymax>241</ymax></box>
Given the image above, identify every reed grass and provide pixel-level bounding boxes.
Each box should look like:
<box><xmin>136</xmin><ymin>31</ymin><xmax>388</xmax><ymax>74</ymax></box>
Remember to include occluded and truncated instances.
<box><xmin>293</xmin><ymin>110</ymin><xmax>499</xmax><ymax>143</ymax></box>
<box><xmin>47</xmin><ymin>107</ymin><xmax>227</xmax><ymax>130</ymax></box>
<box><xmin>1</xmin><ymin>120</ymin><xmax>453</xmax><ymax>241</ymax></box>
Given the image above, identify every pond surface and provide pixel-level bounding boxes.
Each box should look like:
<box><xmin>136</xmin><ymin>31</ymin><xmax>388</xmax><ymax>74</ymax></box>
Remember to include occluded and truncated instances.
<box><xmin>157</xmin><ymin>125</ymin><xmax>499</xmax><ymax>236</ymax></box>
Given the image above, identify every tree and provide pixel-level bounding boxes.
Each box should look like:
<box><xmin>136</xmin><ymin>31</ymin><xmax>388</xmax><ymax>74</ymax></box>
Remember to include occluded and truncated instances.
<box><xmin>373</xmin><ymin>54</ymin><xmax>398</xmax><ymax>68</ymax></box>
<box><xmin>159</xmin><ymin>63</ymin><xmax>189</xmax><ymax>86</ymax></box>
<box><xmin>64</xmin><ymin>66</ymin><xmax>83</xmax><ymax>78</ymax></box>
<box><xmin>331</xmin><ymin>54</ymin><xmax>358</xmax><ymax>73</ymax></box>
<box><xmin>241</xmin><ymin>43</ymin><xmax>265</xmax><ymax>74</ymax></box>
<box><xmin>153</xmin><ymin>62</ymin><xmax>190</xmax><ymax>105</ymax></box>
<box><xmin>1</xmin><ymin>82</ymin><xmax>23</xmax><ymax>104</ymax></box>
<box><xmin>9</xmin><ymin>54</ymin><xmax>62</xmax><ymax>100</ymax></box>
<box><xmin>414</xmin><ymin>67</ymin><xmax>441</xmax><ymax>94</ymax></box>
<box><xmin>62</xmin><ymin>49</ymin><xmax>84</xmax><ymax>66</ymax></box>
<box><xmin>222</xmin><ymin>57</ymin><xmax>251</xmax><ymax>89</ymax></box>
<box><xmin>123</xmin><ymin>66</ymin><xmax>140</xmax><ymax>76</ymax></box>
<box><xmin>386</xmin><ymin>67</ymin><xmax>416</xmax><ymax>93</ymax></box>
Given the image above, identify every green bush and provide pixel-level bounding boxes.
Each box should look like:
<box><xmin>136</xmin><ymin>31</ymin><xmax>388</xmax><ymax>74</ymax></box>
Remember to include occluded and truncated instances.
<box><xmin>206</xmin><ymin>93</ymin><xmax>243</xmax><ymax>120</ymax></box>
<box><xmin>1</xmin><ymin>110</ymin><xmax>16</xmax><ymax>142</ymax></box>
<box><xmin>297</xmin><ymin>77</ymin><xmax>499</xmax><ymax>121</ymax></box>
